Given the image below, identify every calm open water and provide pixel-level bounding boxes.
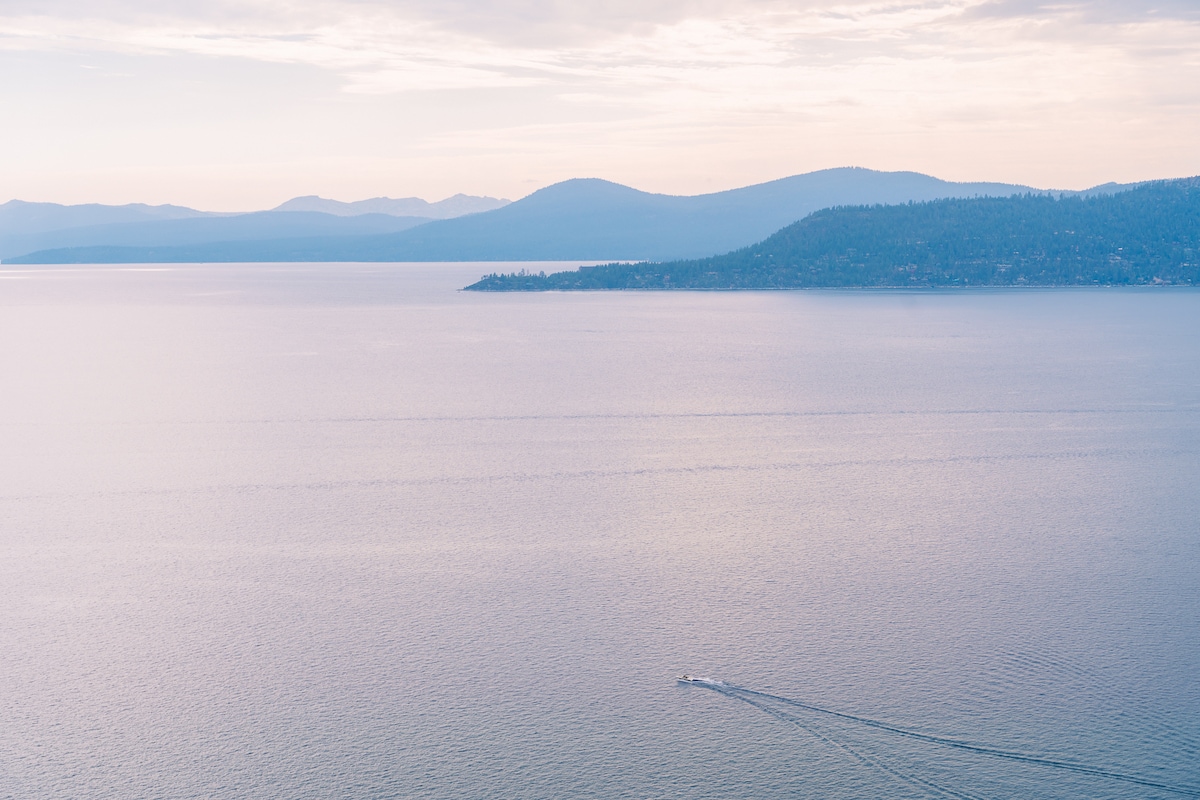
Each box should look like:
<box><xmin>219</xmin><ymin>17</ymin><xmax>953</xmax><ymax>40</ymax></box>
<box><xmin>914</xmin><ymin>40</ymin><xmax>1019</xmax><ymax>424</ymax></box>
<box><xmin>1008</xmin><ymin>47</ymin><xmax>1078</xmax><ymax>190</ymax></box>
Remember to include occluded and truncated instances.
<box><xmin>1</xmin><ymin>263</ymin><xmax>1198</xmax><ymax>800</ymax></box>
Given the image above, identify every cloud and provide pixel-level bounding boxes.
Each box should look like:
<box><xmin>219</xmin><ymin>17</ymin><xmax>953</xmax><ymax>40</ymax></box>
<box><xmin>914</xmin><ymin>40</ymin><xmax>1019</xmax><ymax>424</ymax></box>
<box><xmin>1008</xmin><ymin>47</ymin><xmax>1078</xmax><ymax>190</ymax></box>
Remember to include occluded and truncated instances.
<box><xmin>2</xmin><ymin>0</ymin><xmax>1196</xmax><ymax>106</ymax></box>
<box><xmin>1</xmin><ymin>0</ymin><xmax>1196</xmax><ymax>205</ymax></box>
<box><xmin>0</xmin><ymin>0</ymin><xmax>785</xmax><ymax>48</ymax></box>
<box><xmin>971</xmin><ymin>0</ymin><xmax>1200</xmax><ymax>24</ymax></box>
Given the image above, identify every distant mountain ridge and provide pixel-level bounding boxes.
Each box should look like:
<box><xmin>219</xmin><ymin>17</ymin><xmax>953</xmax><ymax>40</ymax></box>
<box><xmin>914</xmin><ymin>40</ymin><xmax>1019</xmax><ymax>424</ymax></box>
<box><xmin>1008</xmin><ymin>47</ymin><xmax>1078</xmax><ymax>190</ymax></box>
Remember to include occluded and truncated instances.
<box><xmin>0</xmin><ymin>199</ymin><xmax>211</xmax><ymax>236</ymax></box>
<box><xmin>0</xmin><ymin>212</ymin><xmax>430</xmax><ymax>261</ymax></box>
<box><xmin>465</xmin><ymin>178</ymin><xmax>1200</xmax><ymax>290</ymax></box>
<box><xmin>6</xmin><ymin>168</ymin><xmax>1057</xmax><ymax>264</ymax></box>
<box><xmin>293</xmin><ymin>169</ymin><xmax>1041</xmax><ymax>263</ymax></box>
<box><xmin>3</xmin><ymin>168</ymin><xmax>1154</xmax><ymax>265</ymax></box>
<box><xmin>0</xmin><ymin>192</ymin><xmax>505</xmax><ymax>260</ymax></box>
<box><xmin>273</xmin><ymin>194</ymin><xmax>510</xmax><ymax>219</ymax></box>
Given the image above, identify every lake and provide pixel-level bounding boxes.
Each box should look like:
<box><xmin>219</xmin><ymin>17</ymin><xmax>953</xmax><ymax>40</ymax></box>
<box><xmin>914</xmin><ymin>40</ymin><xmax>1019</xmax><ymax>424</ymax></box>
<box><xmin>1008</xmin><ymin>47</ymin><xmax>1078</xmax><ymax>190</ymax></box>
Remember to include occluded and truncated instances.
<box><xmin>2</xmin><ymin>263</ymin><xmax>1198</xmax><ymax>799</ymax></box>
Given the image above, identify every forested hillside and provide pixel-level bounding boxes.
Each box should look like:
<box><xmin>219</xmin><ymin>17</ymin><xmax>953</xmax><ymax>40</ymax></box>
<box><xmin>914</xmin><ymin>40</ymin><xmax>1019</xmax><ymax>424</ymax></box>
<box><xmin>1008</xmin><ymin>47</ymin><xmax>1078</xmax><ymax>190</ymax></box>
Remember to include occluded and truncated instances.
<box><xmin>466</xmin><ymin>179</ymin><xmax>1199</xmax><ymax>290</ymax></box>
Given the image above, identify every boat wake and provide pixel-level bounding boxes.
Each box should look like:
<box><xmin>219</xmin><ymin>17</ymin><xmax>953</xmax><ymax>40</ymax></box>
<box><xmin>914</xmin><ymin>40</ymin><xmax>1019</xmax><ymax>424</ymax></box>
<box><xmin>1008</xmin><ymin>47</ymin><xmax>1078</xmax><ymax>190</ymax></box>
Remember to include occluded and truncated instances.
<box><xmin>724</xmin><ymin>687</ymin><xmax>986</xmax><ymax>800</ymax></box>
<box><xmin>678</xmin><ymin>677</ymin><xmax>1200</xmax><ymax>798</ymax></box>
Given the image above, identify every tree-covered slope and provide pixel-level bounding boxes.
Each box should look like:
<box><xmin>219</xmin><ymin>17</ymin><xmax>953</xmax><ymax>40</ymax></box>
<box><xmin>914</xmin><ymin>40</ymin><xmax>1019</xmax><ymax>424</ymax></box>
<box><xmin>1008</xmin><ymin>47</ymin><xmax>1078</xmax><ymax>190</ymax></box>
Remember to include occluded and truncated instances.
<box><xmin>465</xmin><ymin>179</ymin><xmax>1200</xmax><ymax>290</ymax></box>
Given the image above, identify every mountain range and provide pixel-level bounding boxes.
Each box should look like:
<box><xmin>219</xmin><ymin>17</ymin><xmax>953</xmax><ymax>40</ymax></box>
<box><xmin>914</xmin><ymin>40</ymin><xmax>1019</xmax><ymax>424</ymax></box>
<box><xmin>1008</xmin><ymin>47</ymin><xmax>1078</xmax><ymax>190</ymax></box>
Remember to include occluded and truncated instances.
<box><xmin>0</xmin><ymin>211</ymin><xmax>433</xmax><ymax>261</ymax></box>
<box><xmin>272</xmin><ymin>194</ymin><xmax>509</xmax><ymax>218</ymax></box>
<box><xmin>0</xmin><ymin>194</ymin><xmax>505</xmax><ymax>262</ymax></box>
<box><xmin>465</xmin><ymin>178</ymin><xmax>1200</xmax><ymax>290</ymax></box>
<box><xmin>3</xmin><ymin>168</ymin><xmax>1143</xmax><ymax>265</ymax></box>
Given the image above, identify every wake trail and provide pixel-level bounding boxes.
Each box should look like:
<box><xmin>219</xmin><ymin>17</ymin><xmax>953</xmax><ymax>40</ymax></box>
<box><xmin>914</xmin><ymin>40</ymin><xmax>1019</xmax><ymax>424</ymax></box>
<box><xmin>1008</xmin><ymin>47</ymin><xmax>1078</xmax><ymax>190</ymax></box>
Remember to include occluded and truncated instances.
<box><xmin>714</xmin><ymin>685</ymin><xmax>986</xmax><ymax>800</ymax></box>
<box><xmin>707</xmin><ymin>682</ymin><xmax>1200</xmax><ymax>797</ymax></box>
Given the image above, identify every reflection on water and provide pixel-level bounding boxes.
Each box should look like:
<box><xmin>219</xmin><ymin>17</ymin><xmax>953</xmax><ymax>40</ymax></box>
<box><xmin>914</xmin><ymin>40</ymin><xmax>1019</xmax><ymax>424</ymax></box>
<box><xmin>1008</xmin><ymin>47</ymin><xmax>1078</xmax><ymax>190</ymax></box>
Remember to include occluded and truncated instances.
<box><xmin>1</xmin><ymin>264</ymin><xmax>1198</xmax><ymax>799</ymax></box>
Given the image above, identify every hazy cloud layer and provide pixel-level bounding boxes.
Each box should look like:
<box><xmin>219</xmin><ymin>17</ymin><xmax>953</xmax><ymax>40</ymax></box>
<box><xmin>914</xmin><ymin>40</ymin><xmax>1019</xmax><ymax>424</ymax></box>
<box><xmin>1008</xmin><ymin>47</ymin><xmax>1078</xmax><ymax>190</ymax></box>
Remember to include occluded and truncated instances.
<box><xmin>1</xmin><ymin>0</ymin><xmax>1197</xmax><ymax>206</ymax></box>
<box><xmin>6</xmin><ymin>0</ymin><xmax>1194</xmax><ymax>91</ymax></box>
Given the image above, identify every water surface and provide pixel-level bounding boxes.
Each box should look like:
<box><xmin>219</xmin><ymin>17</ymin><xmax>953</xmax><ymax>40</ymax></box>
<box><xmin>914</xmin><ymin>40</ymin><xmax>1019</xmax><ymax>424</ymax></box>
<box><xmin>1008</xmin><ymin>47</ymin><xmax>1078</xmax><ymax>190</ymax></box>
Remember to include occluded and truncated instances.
<box><xmin>2</xmin><ymin>264</ymin><xmax>1198</xmax><ymax>799</ymax></box>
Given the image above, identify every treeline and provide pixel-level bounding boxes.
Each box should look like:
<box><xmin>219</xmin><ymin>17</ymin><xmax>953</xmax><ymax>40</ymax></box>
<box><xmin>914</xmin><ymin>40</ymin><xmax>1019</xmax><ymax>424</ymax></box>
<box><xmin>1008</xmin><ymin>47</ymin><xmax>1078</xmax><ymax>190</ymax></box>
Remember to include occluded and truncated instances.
<box><xmin>464</xmin><ymin>179</ymin><xmax>1200</xmax><ymax>290</ymax></box>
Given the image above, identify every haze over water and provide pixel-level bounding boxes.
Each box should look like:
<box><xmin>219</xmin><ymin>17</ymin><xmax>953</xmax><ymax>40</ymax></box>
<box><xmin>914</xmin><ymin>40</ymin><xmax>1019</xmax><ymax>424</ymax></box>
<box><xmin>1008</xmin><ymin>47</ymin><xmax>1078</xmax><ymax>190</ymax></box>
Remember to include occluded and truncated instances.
<box><xmin>2</xmin><ymin>263</ymin><xmax>1198</xmax><ymax>799</ymax></box>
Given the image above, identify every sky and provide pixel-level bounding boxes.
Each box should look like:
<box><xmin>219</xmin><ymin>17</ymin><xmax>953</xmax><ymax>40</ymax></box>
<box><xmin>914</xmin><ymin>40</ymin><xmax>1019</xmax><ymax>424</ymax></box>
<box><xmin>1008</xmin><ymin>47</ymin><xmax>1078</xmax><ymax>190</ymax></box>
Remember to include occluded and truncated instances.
<box><xmin>1</xmin><ymin>0</ymin><xmax>1198</xmax><ymax>210</ymax></box>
